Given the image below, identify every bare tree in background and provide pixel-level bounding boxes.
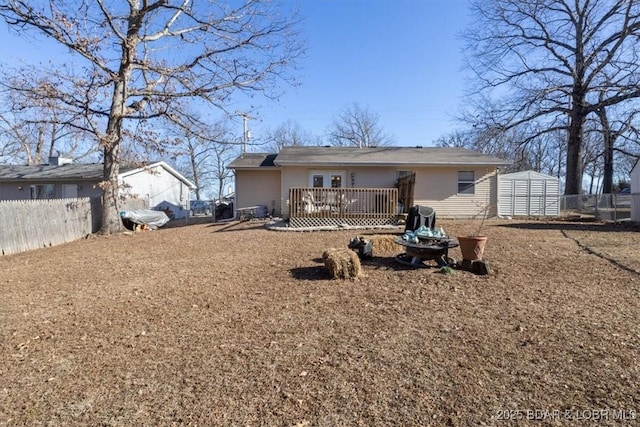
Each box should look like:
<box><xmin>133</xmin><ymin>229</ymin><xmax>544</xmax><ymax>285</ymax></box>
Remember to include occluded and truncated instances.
<box><xmin>435</xmin><ymin>126</ymin><xmax>568</xmax><ymax>177</ymax></box>
<box><xmin>210</xmin><ymin>142</ymin><xmax>236</xmax><ymax>202</ymax></box>
<box><xmin>0</xmin><ymin>69</ymin><xmax>97</xmax><ymax>165</ymax></box>
<box><xmin>327</xmin><ymin>103</ymin><xmax>395</xmax><ymax>148</ymax></box>
<box><xmin>170</xmin><ymin>117</ymin><xmax>235</xmax><ymax>201</ymax></box>
<box><xmin>0</xmin><ymin>0</ymin><xmax>302</xmax><ymax>233</ymax></box>
<box><xmin>263</xmin><ymin>119</ymin><xmax>320</xmax><ymax>152</ymax></box>
<box><xmin>593</xmin><ymin>99</ymin><xmax>640</xmax><ymax>193</ymax></box>
<box><xmin>463</xmin><ymin>0</ymin><xmax>640</xmax><ymax>195</ymax></box>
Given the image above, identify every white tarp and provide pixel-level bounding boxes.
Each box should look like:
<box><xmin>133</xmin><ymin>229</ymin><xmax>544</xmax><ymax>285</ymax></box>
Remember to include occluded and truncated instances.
<box><xmin>120</xmin><ymin>210</ymin><xmax>170</xmax><ymax>229</ymax></box>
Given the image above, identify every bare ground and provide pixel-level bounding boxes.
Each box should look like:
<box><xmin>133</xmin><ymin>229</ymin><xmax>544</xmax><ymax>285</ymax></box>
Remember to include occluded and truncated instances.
<box><xmin>1</xmin><ymin>218</ymin><xmax>640</xmax><ymax>426</ymax></box>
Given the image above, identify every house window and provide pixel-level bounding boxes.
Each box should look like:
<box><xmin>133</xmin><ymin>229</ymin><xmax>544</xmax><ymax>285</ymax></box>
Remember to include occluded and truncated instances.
<box><xmin>457</xmin><ymin>171</ymin><xmax>475</xmax><ymax>195</ymax></box>
<box><xmin>30</xmin><ymin>184</ymin><xmax>56</xmax><ymax>199</ymax></box>
<box><xmin>309</xmin><ymin>170</ymin><xmax>345</xmax><ymax>188</ymax></box>
<box><xmin>312</xmin><ymin>175</ymin><xmax>324</xmax><ymax>188</ymax></box>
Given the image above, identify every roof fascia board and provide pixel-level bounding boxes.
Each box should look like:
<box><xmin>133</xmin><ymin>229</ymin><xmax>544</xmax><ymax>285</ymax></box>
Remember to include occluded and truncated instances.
<box><xmin>275</xmin><ymin>161</ymin><xmax>511</xmax><ymax>167</ymax></box>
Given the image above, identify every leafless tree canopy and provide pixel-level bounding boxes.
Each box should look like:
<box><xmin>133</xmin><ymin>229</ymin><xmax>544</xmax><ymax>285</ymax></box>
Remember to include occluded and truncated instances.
<box><xmin>263</xmin><ymin>119</ymin><xmax>321</xmax><ymax>153</ymax></box>
<box><xmin>0</xmin><ymin>0</ymin><xmax>303</xmax><ymax>233</ymax></box>
<box><xmin>327</xmin><ymin>103</ymin><xmax>395</xmax><ymax>148</ymax></box>
<box><xmin>463</xmin><ymin>0</ymin><xmax>640</xmax><ymax>194</ymax></box>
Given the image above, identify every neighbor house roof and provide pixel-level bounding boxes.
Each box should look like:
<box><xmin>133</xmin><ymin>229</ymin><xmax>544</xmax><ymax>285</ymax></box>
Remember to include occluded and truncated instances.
<box><xmin>0</xmin><ymin>161</ymin><xmax>195</xmax><ymax>188</ymax></box>
<box><xmin>0</xmin><ymin>163</ymin><xmax>120</xmax><ymax>181</ymax></box>
<box><xmin>228</xmin><ymin>146</ymin><xmax>511</xmax><ymax>169</ymax></box>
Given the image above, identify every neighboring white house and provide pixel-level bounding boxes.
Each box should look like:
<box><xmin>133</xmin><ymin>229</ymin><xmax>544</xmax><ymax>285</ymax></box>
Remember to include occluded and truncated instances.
<box><xmin>228</xmin><ymin>146</ymin><xmax>512</xmax><ymax>220</ymax></box>
<box><xmin>0</xmin><ymin>156</ymin><xmax>195</xmax><ymax>219</ymax></box>
<box><xmin>498</xmin><ymin>171</ymin><xmax>561</xmax><ymax>217</ymax></box>
<box><xmin>631</xmin><ymin>159</ymin><xmax>640</xmax><ymax>222</ymax></box>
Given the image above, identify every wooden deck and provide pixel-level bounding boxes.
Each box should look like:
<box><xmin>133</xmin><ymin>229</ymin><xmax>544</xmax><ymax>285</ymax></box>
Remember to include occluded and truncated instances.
<box><xmin>288</xmin><ymin>187</ymin><xmax>399</xmax><ymax>227</ymax></box>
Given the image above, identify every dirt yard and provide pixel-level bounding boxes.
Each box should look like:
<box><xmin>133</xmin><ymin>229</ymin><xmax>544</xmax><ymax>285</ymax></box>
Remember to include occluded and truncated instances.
<box><xmin>1</xmin><ymin>218</ymin><xmax>639</xmax><ymax>426</ymax></box>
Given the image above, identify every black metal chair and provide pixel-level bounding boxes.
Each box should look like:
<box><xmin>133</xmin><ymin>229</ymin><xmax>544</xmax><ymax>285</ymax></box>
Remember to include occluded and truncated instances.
<box><xmin>405</xmin><ymin>205</ymin><xmax>436</xmax><ymax>232</ymax></box>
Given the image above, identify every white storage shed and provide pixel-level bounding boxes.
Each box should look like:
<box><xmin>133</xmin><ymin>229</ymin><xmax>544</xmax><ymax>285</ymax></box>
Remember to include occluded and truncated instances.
<box><xmin>498</xmin><ymin>171</ymin><xmax>561</xmax><ymax>217</ymax></box>
<box><xmin>631</xmin><ymin>159</ymin><xmax>640</xmax><ymax>222</ymax></box>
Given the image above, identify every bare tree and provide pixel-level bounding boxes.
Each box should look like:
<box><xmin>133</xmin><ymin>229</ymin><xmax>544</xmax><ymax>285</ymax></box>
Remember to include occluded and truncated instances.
<box><xmin>593</xmin><ymin>99</ymin><xmax>640</xmax><ymax>193</ymax></box>
<box><xmin>0</xmin><ymin>0</ymin><xmax>302</xmax><ymax>233</ymax></box>
<box><xmin>327</xmin><ymin>103</ymin><xmax>395</xmax><ymax>148</ymax></box>
<box><xmin>170</xmin><ymin>117</ymin><xmax>235</xmax><ymax>200</ymax></box>
<box><xmin>210</xmin><ymin>142</ymin><xmax>236</xmax><ymax>202</ymax></box>
<box><xmin>263</xmin><ymin>119</ymin><xmax>320</xmax><ymax>152</ymax></box>
<box><xmin>0</xmin><ymin>69</ymin><xmax>96</xmax><ymax>165</ymax></box>
<box><xmin>463</xmin><ymin>0</ymin><xmax>640</xmax><ymax>194</ymax></box>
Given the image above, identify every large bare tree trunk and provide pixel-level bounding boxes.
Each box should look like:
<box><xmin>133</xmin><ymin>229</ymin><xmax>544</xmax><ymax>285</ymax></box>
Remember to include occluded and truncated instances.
<box><xmin>565</xmin><ymin>101</ymin><xmax>586</xmax><ymax>195</ymax></box>
<box><xmin>100</xmin><ymin>77</ymin><xmax>128</xmax><ymax>234</ymax></box>
<box><xmin>101</xmin><ymin>143</ymin><xmax>123</xmax><ymax>234</ymax></box>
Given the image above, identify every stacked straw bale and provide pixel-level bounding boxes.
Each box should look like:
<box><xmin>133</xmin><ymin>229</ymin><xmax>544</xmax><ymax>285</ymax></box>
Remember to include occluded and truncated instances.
<box><xmin>368</xmin><ymin>235</ymin><xmax>400</xmax><ymax>254</ymax></box>
<box><xmin>322</xmin><ymin>248</ymin><xmax>362</xmax><ymax>279</ymax></box>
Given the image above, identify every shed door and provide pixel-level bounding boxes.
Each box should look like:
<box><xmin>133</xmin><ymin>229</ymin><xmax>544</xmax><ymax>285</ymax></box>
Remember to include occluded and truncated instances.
<box><xmin>498</xmin><ymin>177</ymin><xmax>560</xmax><ymax>217</ymax></box>
<box><xmin>498</xmin><ymin>178</ymin><xmax>514</xmax><ymax>216</ymax></box>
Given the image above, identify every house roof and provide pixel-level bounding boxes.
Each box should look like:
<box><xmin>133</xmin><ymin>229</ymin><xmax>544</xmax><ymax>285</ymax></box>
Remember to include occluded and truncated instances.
<box><xmin>228</xmin><ymin>146</ymin><xmax>511</xmax><ymax>169</ymax></box>
<box><xmin>227</xmin><ymin>153</ymin><xmax>278</xmax><ymax>169</ymax></box>
<box><xmin>0</xmin><ymin>161</ymin><xmax>195</xmax><ymax>188</ymax></box>
<box><xmin>0</xmin><ymin>163</ymin><xmax>117</xmax><ymax>181</ymax></box>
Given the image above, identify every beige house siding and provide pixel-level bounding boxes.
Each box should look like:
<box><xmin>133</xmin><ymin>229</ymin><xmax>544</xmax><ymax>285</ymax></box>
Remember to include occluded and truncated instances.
<box><xmin>412</xmin><ymin>167</ymin><xmax>498</xmax><ymax>218</ymax></box>
<box><xmin>239</xmin><ymin>164</ymin><xmax>498</xmax><ymax>219</ymax></box>
<box><xmin>348</xmin><ymin>167</ymin><xmax>400</xmax><ymax>188</ymax></box>
<box><xmin>235</xmin><ymin>169</ymin><xmax>282</xmax><ymax>216</ymax></box>
<box><xmin>281</xmin><ymin>166</ymin><xmax>400</xmax><ymax>191</ymax></box>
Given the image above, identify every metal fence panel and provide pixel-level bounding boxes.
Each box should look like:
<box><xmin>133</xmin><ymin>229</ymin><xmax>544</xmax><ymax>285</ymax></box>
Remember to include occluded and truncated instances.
<box><xmin>560</xmin><ymin>193</ymin><xmax>632</xmax><ymax>221</ymax></box>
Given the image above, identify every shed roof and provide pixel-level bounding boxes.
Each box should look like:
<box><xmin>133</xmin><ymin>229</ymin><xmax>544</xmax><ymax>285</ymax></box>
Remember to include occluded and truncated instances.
<box><xmin>499</xmin><ymin>170</ymin><xmax>560</xmax><ymax>181</ymax></box>
<box><xmin>228</xmin><ymin>146</ymin><xmax>511</xmax><ymax>169</ymax></box>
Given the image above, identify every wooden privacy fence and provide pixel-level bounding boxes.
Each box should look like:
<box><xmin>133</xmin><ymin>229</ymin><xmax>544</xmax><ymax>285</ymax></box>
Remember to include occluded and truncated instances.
<box><xmin>0</xmin><ymin>198</ymin><xmax>95</xmax><ymax>256</ymax></box>
<box><xmin>0</xmin><ymin>196</ymin><xmax>149</xmax><ymax>256</ymax></box>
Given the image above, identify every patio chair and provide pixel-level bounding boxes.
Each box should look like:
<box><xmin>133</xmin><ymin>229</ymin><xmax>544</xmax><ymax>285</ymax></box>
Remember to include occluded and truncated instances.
<box><xmin>302</xmin><ymin>191</ymin><xmax>324</xmax><ymax>213</ymax></box>
<box><xmin>405</xmin><ymin>205</ymin><xmax>436</xmax><ymax>232</ymax></box>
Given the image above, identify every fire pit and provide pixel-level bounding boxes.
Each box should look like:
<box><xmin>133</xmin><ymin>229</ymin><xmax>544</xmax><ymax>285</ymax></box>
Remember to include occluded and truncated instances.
<box><xmin>394</xmin><ymin>236</ymin><xmax>459</xmax><ymax>268</ymax></box>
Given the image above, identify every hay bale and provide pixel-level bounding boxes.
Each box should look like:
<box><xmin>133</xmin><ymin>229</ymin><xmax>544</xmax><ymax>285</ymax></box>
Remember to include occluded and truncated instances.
<box><xmin>322</xmin><ymin>247</ymin><xmax>362</xmax><ymax>279</ymax></box>
<box><xmin>369</xmin><ymin>235</ymin><xmax>401</xmax><ymax>254</ymax></box>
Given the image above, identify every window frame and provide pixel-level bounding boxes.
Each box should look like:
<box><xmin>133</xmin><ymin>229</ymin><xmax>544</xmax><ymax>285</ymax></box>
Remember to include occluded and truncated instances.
<box><xmin>457</xmin><ymin>171</ymin><xmax>475</xmax><ymax>195</ymax></box>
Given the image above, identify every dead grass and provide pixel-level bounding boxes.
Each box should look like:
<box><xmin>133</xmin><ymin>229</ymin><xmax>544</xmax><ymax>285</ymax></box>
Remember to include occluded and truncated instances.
<box><xmin>1</xmin><ymin>218</ymin><xmax>640</xmax><ymax>426</ymax></box>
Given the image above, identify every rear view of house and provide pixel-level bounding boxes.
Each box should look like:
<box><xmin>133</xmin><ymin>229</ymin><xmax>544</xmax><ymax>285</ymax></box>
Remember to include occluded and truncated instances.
<box><xmin>228</xmin><ymin>146</ymin><xmax>511</xmax><ymax>227</ymax></box>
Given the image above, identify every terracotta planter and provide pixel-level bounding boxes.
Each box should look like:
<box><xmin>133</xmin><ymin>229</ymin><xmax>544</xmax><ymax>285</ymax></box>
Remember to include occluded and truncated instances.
<box><xmin>457</xmin><ymin>236</ymin><xmax>488</xmax><ymax>261</ymax></box>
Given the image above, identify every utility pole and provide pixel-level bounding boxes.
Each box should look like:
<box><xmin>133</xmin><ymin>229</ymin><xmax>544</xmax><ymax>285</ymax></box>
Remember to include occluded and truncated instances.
<box><xmin>235</xmin><ymin>111</ymin><xmax>254</xmax><ymax>156</ymax></box>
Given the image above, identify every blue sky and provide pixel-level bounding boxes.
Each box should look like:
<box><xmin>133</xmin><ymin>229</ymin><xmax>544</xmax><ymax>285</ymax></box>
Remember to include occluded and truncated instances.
<box><xmin>252</xmin><ymin>0</ymin><xmax>472</xmax><ymax>147</ymax></box>
<box><xmin>0</xmin><ymin>0</ymin><xmax>472</xmax><ymax>148</ymax></box>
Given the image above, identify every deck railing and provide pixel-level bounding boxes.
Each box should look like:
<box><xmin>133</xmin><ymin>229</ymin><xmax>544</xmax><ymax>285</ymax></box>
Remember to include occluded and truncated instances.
<box><xmin>289</xmin><ymin>187</ymin><xmax>399</xmax><ymax>219</ymax></box>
